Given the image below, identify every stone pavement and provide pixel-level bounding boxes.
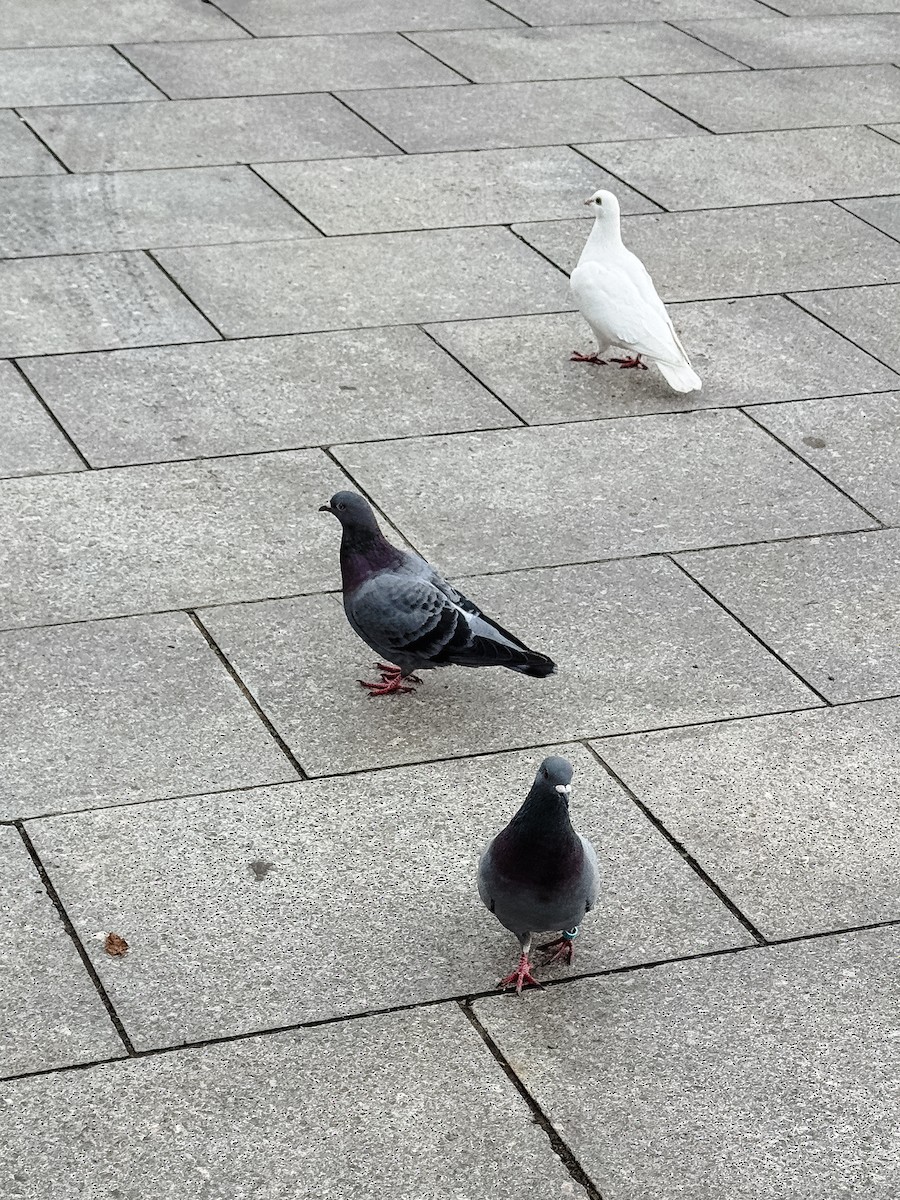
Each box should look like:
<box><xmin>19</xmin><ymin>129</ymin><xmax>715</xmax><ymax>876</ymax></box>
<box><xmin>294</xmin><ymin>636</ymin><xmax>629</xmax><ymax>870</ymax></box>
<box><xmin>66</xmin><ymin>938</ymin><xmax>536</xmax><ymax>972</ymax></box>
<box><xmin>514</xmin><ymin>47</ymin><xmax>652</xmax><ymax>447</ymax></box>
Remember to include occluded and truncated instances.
<box><xmin>1</xmin><ymin>0</ymin><xmax>899</xmax><ymax>1195</ymax></box>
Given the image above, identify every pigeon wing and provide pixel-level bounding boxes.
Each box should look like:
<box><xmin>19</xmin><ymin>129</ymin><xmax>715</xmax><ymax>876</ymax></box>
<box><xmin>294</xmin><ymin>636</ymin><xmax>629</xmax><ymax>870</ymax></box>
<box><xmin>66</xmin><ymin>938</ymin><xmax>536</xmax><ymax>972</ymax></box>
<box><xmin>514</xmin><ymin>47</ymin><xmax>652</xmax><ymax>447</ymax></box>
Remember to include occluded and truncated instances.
<box><xmin>571</xmin><ymin>257</ymin><xmax>690</xmax><ymax>368</ymax></box>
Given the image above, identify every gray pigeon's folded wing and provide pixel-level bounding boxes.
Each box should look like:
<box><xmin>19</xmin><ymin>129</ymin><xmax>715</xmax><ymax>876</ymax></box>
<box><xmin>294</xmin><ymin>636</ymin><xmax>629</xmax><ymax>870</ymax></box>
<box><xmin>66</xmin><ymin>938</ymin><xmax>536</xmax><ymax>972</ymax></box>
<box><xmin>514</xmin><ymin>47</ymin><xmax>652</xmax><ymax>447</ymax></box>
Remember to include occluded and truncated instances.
<box><xmin>349</xmin><ymin>572</ymin><xmax>464</xmax><ymax>661</ymax></box>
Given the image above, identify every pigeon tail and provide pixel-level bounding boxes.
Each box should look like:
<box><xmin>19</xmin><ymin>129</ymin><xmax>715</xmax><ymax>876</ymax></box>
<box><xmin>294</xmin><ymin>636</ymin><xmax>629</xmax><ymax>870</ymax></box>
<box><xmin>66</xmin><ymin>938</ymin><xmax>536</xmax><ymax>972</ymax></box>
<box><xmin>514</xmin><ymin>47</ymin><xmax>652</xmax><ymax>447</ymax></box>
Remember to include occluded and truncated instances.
<box><xmin>504</xmin><ymin>649</ymin><xmax>556</xmax><ymax>678</ymax></box>
<box><xmin>656</xmin><ymin>359</ymin><xmax>702</xmax><ymax>393</ymax></box>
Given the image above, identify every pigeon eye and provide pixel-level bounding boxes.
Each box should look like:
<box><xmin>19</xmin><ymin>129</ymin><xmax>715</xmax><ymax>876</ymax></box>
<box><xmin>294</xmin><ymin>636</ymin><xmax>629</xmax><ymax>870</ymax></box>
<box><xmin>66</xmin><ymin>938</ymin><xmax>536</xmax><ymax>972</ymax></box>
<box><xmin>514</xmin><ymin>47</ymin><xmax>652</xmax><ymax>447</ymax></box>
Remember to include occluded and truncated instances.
<box><xmin>337</xmin><ymin>502</ymin><xmax>346</xmax><ymax>511</ymax></box>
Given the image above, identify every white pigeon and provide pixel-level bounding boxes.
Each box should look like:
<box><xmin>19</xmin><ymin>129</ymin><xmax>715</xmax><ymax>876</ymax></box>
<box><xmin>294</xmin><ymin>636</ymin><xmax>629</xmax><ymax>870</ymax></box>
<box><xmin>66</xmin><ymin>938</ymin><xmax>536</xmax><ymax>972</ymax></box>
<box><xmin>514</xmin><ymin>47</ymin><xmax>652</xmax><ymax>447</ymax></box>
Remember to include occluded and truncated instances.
<box><xmin>569</xmin><ymin>189</ymin><xmax>701</xmax><ymax>393</ymax></box>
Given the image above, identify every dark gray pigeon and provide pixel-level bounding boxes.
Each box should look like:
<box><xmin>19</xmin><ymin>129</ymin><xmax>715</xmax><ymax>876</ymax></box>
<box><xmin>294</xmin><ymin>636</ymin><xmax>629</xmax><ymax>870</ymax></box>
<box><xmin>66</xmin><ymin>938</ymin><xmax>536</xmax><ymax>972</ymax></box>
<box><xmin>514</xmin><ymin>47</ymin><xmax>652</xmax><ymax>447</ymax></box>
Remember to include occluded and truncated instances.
<box><xmin>319</xmin><ymin>491</ymin><xmax>555</xmax><ymax>696</ymax></box>
<box><xmin>478</xmin><ymin>756</ymin><xmax>599</xmax><ymax>993</ymax></box>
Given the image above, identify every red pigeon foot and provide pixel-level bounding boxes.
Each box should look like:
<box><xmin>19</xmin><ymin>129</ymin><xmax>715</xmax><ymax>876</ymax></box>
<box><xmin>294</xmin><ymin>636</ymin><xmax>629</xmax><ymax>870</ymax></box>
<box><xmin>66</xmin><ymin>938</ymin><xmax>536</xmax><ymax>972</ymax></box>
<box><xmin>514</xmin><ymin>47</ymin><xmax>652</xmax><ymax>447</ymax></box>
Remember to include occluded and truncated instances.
<box><xmin>537</xmin><ymin>932</ymin><xmax>577</xmax><ymax>966</ymax></box>
<box><xmin>358</xmin><ymin>674</ymin><xmax>417</xmax><ymax>697</ymax></box>
<box><xmin>610</xmin><ymin>355</ymin><xmax>648</xmax><ymax>370</ymax></box>
<box><xmin>498</xmin><ymin>953</ymin><xmax>543</xmax><ymax>995</ymax></box>
<box><xmin>570</xmin><ymin>350</ymin><xmax>607</xmax><ymax>365</ymax></box>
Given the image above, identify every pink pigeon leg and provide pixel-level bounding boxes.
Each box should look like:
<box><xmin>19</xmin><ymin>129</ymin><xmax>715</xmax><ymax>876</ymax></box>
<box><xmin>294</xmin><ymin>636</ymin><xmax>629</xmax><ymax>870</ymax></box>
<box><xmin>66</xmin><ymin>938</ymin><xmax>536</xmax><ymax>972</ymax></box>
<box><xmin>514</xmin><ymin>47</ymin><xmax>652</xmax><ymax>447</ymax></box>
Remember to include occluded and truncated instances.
<box><xmin>536</xmin><ymin>933</ymin><xmax>577</xmax><ymax>966</ymax></box>
<box><xmin>610</xmin><ymin>354</ymin><xmax>648</xmax><ymax>370</ymax></box>
<box><xmin>570</xmin><ymin>350</ymin><xmax>608</xmax><ymax>365</ymax></box>
<box><xmin>497</xmin><ymin>952</ymin><xmax>543</xmax><ymax>995</ymax></box>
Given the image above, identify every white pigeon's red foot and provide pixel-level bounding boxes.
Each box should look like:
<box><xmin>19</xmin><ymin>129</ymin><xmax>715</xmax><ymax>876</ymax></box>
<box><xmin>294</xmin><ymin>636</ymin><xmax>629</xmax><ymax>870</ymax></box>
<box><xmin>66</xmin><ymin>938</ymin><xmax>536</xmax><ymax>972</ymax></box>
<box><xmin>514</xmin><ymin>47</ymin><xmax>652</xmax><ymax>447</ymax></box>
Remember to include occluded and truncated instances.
<box><xmin>498</xmin><ymin>953</ymin><xmax>543</xmax><ymax>995</ymax></box>
<box><xmin>358</xmin><ymin>662</ymin><xmax>421</xmax><ymax>697</ymax></box>
<box><xmin>570</xmin><ymin>350</ymin><xmax>607</xmax><ymax>365</ymax></box>
<box><xmin>611</xmin><ymin>354</ymin><xmax>648</xmax><ymax>370</ymax></box>
<box><xmin>537</xmin><ymin>932</ymin><xmax>577</xmax><ymax>966</ymax></box>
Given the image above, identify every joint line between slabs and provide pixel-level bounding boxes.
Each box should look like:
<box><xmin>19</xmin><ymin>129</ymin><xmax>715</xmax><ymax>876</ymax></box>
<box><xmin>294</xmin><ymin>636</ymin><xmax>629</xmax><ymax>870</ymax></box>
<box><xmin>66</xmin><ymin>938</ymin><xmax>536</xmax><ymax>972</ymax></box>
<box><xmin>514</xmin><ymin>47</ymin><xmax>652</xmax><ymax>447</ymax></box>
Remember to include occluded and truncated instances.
<box><xmin>142</xmin><ymin>248</ymin><xmax>228</xmax><ymax>340</ymax></box>
<box><xmin>13</xmin><ymin>108</ymin><xmax>72</xmax><ymax>174</ymax></box>
<box><xmin>739</xmin><ymin>402</ymin><xmax>887</xmax><ymax>528</ymax></box>
<box><xmin>781</xmin><ymin>292</ymin><xmax>900</xmax><ymax>383</ymax></box>
<box><xmin>201</xmin><ymin>0</ymin><xmax>257</xmax><ymax>37</ymax></box>
<box><xmin>583</xmin><ymin>741</ymin><xmax>768</xmax><ymax>945</ymax></box>
<box><xmin>834</xmin><ymin>197</ymin><xmax>900</xmax><ymax>251</ymax></box>
<box><xmin>480</xmin><ymin>0</ymin><xmax>530</xmax><ymax>25</ymax></box>
<box><xmin>108</xmin><ymin>43</ymin><xmax>172</xmax><ymax>100</ymax></box>
<box><xmin>458</xmin><ymin>1002</ymin><xmax>606</xmax><ymax>1200</ymax></box>
<box><xmin>245</xmin><ymin>163</ymin><xmax>329</xmax><ymax>236</ymax></box>
<box><xmin>665</xmin><ymin>20</ymin><xmax>756</xmax><ymax>71</ymax></box>
<box><xmin>13</xmin><ymin>821</ymin><xmax>137</xmax><ymax>1055</ymax></box>
<box><xmin>187</xmin><ymin>610</ymin><xmax>309</xmax><ymax>780</ymax></box>
<box><xmin>416</xmin><ymin>323</ymin><xmax>530</xmax><ymax>426</ymax></box>
<box><xmin>326</xmin><ymin>91</ymin><xmax>408</xmax><ymax>155</ymax></box>
<box><xmin>620</xmin><ymin>77</ymin><xmax>716</xmax><ymax>136</ymax></box>
<box><xmin>569</xmin><ymin>142</ymin><xmax>669</xmax><ymax>212</ymax></box>
<box><xmin>395</xmin><ymin>30</ymin><xmax>476</xmax><ymax>84</ymax></box>
<box><xmin>666</xmin><ymin>554</ymin><xmax>834</xmax><ymax>708</ymax></box>
<box><xmin>8</xmin><ymin>359</ymin><xmax>93</xmax><ymax>469</ymax></box>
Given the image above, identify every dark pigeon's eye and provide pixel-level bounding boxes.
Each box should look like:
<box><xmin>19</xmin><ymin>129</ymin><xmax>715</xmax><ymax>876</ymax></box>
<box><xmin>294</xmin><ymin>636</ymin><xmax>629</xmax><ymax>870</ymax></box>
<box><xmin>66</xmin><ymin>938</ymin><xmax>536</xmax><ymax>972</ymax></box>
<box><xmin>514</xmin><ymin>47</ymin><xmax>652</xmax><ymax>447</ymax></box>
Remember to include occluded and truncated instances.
<box><xmin>337</xmin><ymin>502</ymin><xmax>346</xmax><ymax>511</ymax></box>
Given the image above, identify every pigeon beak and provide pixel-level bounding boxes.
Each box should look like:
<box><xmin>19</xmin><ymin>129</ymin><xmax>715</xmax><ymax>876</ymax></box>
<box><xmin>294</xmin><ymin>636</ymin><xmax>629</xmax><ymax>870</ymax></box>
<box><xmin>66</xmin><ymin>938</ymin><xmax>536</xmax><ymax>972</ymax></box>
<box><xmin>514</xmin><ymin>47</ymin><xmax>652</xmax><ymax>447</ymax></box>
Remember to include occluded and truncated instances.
<box><xmin>583</xmin><ymin>198</ymin><xmax>594</xmax><ymax>206</ymax></box>
<box><xmin>318</xmin><ymin>504</ymin><xmax>333</xmax><ymax>513</ymax></box>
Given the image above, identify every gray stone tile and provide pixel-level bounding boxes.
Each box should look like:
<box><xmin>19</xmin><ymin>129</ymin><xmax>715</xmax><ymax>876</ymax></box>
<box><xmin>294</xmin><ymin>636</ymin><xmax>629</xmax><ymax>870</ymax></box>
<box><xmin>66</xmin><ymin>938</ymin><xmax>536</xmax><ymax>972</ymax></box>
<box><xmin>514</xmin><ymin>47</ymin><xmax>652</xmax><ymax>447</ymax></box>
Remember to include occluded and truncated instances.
<box><xmin>0</xmin><ymin>46</ymin><xmax>161</xmax><ymax>107</ymax></box>
<box><xmin>515</xmin><ymin>204</ymin><xmax>900</xmax><ymax>298</ymax></box>
<box><xmin>0</xmin><ymin>167</ymin><xmax>316</xmax><ymax>258</ymax></box>
<box><xmin>29</xmin><ymin>746</ymin><xmax>747</xmax><ymax>1046</ymax></box>
<box><xmin>841</xmin><ymin>195</ymin><xmax>900</xmax><ymax>242</ymax></box>
<box><xmin>0</xmin><ymin>108</ymin><xmax>62</xmax><ymax>177</ymax></box>
<box><xmin>792</xmin><ymin>284</ymin><xmax>900</xmax><ymax>372</ymax></box>
<box><xmin>0</xmin><ymin>613</ymin><xmax>295</xmax><ymax>820</ymax></box>
<box><xmin>505</xmin><ymin>0</ymin><xmax>768</xmax><ymax>20</ymax></box>
<box><xmin>426</xmin><ymin>298</ymin><xmax>900</xmax><ymax>424</ymax></box>
<box><xmin>0</xmin><ymin>826</ymin><xmax>124</xmax><ymax>1078</ymax></box>
<box><xmin>677</xmin><ymin>14</ymin><xmax>900</xmax><ymax>68</ymax></box>
<box><xmin>155</xmin><ymin>227</ymin><xmax>568</xmax><ymax>337</ymax></box>
<box><xmin>0</xmin><ymin>252</ymin><xmax>218</xmax><ymax>357</ymax></box>
<box><xmin>580</xmin><ymin>129</ymin><xmax>900</xmax><ymax>210</ymax></box>
<box><xmin>331</xmin><ymin>410</ymin><xmax>871</xmax><ymax>574</ymax></box>
<box><xmin>600</xmin><ymin>702</ymin><xmax>900</xmax><ymax>936</ymax></box>
<box><xmin>0</xmin><ymin>1006</ymin><xmax>581</xmax><ymax>1199</ymax></box>
<box><xmin>256</xmin><ymin>146</ymin><xmax>658</xmax><ymax>236</ymax></box>
<box><xmin>340</xmin><ymin>77</ymin><xmax>701</xmax><ymax>153</ymax></box>
<box><xmin>408</xmin><ymin>23</ymin><xmax>744</xmax><ymax>81</ymax></box>
<box><xmin>0</xmin><ymin>0</ymin><xmax>244</xmax><ymax>47</ymax></box>
<box><xmin>122</xmin><ymin>33</ymin><xmax>462</xmax><ymax>100</ymax></box>
<box><xmin>0</xmin><ymin>360</ymin><xmax>84</xmax><ymax>478</ymax></box>
<box><xmin>201</xmin><ymin>558</ymin><xmax>818</xmax><ymax>776</ymax></box>
<box><xmin>21</xmin><ymin>327</ymin><xmax>519</xmax><ymax>467</ymax></box>
<box><xmin>216</xmin><ymin>0</ymin><xmax>522</xmax><ymax>35</ymax></box>
<box><xmin>0</xmin><ymin>450</ymin><xmax>352</xmax><ymax>628</ymax></box>
<box><xmin>752</xmin><ymin>392</ymin><xmax>900</xmax><ymax>524</ymax></box>
<box><xmin>24</xmin><ymin>94</ymin><xmax>398</xmax><ymax>174</ymax></box>
<box><xmin>679</xmin><ymin>530</ymin><xmax>900</xmax><ymax>704</ymax></box>
<box><xmin>475</xmin><ymin>928</ymin><xmax>900</xmax><ymax>1200</ymax></box>
<box><xmin>633</xmin><ymin>64</ymin><xmax>900</xmax><ymax>133</ymax></box>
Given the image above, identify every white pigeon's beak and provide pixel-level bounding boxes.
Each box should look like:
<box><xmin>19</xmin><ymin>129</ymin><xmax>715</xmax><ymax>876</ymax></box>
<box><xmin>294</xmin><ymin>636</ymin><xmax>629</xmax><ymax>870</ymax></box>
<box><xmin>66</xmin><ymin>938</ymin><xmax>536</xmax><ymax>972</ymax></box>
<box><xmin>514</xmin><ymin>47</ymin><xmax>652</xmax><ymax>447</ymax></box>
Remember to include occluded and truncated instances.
<box><xmin>583</xmin><ymin>198</ymin><xmax>594</xmax><ymax>206</ymax></box>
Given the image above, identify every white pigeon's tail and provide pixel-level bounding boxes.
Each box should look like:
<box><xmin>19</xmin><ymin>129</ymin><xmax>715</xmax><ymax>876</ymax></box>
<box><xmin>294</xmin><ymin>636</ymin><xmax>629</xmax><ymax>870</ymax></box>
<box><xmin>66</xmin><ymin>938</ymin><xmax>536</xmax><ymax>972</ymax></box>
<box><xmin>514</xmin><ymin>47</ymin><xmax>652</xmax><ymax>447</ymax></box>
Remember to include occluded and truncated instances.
<box><xmin>655</xmin><ymin>359</ymin><xmax>702</xmax><ymax>393</ymax></box>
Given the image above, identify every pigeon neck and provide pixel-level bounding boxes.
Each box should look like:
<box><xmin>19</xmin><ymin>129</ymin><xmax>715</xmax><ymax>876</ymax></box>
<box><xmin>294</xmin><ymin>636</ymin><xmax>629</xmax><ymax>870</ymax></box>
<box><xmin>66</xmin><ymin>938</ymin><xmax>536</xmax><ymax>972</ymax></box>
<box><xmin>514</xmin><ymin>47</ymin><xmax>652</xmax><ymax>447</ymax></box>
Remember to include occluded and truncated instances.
<box><xmin>339</xmin><ymin>524</ymin><xmax>403</xmax><ymax>591</ymax></box>
<box><xmin>491</xmin><ymin>783</ymin><xmax>583</xmax><ymax>883</ymax></box>
<box><xmin>578</xmin><ymin>215</ymin><xmax>622</xmax><ymax>264</ymax></box>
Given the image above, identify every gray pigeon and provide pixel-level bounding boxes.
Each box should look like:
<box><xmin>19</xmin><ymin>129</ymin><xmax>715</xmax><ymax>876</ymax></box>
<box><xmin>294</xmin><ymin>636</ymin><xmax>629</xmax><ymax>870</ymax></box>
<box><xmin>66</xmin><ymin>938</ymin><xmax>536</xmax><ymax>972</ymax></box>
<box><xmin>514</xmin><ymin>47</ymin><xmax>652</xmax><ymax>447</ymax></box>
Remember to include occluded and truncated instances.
<box><xmin>319</xmin><ymin>491</ymin><xmax>555</xmax><ymax>695</ymax></box>
<box><xmin>478</xmin><ymin>756</ymin><xmax>599</xmax><ymax>993</ymax></box>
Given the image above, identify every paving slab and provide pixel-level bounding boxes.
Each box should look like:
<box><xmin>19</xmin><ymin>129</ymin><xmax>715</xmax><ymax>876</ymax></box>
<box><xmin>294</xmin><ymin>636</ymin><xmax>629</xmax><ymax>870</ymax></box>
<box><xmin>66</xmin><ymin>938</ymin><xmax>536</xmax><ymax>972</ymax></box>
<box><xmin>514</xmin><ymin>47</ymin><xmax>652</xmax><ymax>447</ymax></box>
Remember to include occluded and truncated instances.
<box><xmin>122</xmin><ymin>33</ymin><xmax>463</xmax><ymax>100</ymax></box>
<box><xmin>0</xmin><ymin>0</ymin><xmax>244</xmax><ymax>47</ymax></box>
<box><xmin>475</xmin><ymin>927</ymin><xmax>900</xmax><ymax>1200</ymax></box>
<box><xmin>215</xmin><ymin>0</ymin><xmax>523</xmax><ymax>35</ymax></box>
<box><xmin>601</xmin><ymin>702</ymin><xmax>900</xmax><ymax>937</ymax></box>
<box><xmin>753</xmin><ymin>391</ymin><xmax>900</xmax><ymax>523</ymax></box>
<box><xmin>0</xmin><ymin>46</ymin><xmax>161</xmax><ymax>107</ymax></box>
<box><xmin>750</xmin><ymin>0</ymin><xmax>900</xmax><ymax>13</ymax></box>
<box><xmin>408</xmin><ymin>23</ymin><xmax>745</xmax><ymax>81</ymax></box>
<box><xmin>0</xmin><ymin>826</ymin><xmax>124</xmax><ymax>1078</ymax></box>
<box><xmin>579</xmin><ymin>129</ymin><xmax>900</xmax><ymax>210</ymax></box>
<box><xmin>256</xmin><ymin>147</ymin><xmax>658</xmax><ymax>237</ymax></box>
<box><xmin>155</xmin><ymin>227</ymin><xmax>568</xmax><ymax>337</ymax></box>
<box><xmin>0</xmin><ymin>167</ymin><xmax>316</xmax><ymax>258</ymax></box>
<box><xmin>676</xmin><ymin>14</ymin><xmax>900</xmax><ymax>68</ymax></box>
<box><xmin>876</xmin><ymin>124</ymin><xmax>900</xmax><ymax>144</ymax></box>
<box><xmin>339</xmin><ymin>77</ymin><xmax>701</xmax><ymax>152</ymax></box>
<box><xmin>0</xmin><ymin>450</ymin><xmax>353</xmax><ymax>629</ymax></box>
<box><xmin>515</xmin><ymin>204</ymin><xmax>900</xmax><ymax>298</ymax></box>
<box><xmin>679</xmin><ymin>530</ymin><xmax>900</xmax><ymax>703</ymax></box>
<box><xmin>426</xmin><ymin>298</ymin><xmax>899</xmax><ymax>424</ymax></box>
<box><xmin>332</xmin><ymin>410</ymin><xmax>871</xmax><ymax>574</ymax></box>
<box><xmin>21</xmin><ymin>327</ymin><xmax>518</xmax><ymax>467</ymax></box>
<box><xmin>841</xmin><ymin>195</ymin><xmax>900</xmax><ymax>242</ymax></box>
<box><xmin>29</xmin><ymin>746</ymin><xmax>747</xmax><ymax>1046</ymax></box>
<box><xmin>0</xmin><ymin>252</ymin><xmax>218</xmax><ymax>358</ymax></box>
<box><xmin>0</xmin><ymin>613</ymin><xmax>295</xmax><ymax>820</ymax></box>
<box><xmin>201</xmin><ymin>558</ymin><xmax>818</xmax><ymax>776</ymax></box>
<box><xmin>503</xmin><ymin>0</ymin><xmax>768</xmax><ymax>20</ymax></box>
<box><xmin>792</xmin><ymin>283</ymin><xmax>900</xmax><ymax>371</ymax></box>
<box><xmin>23</xmin><ymin>93</ymin><xmax>399</xmax><ymax>173</ymax></box>
<box><xmin>632</xmin><ymin>64</ymin><xmax>900</xmax><ymax>133</ymax></box>
<box><xmin>0</xmin><ymin>1006</ymin><xmax>584</xmax><ymax>1200</ymax></box>
<box><xmin>0</xmin><ymin>109</ymin><xmax>62</xmax><ymax>177</ymax></box>
<box><xmin>0</xmin><ymin>360</ymin><xmax>84</xmax><ymax>479</ymax></box>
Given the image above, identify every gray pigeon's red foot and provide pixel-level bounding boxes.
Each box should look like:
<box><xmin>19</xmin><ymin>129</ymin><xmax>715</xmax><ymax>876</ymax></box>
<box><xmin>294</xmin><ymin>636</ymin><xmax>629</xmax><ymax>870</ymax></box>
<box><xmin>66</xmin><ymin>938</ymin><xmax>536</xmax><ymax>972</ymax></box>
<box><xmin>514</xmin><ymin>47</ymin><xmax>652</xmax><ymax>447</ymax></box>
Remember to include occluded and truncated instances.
<box><xmin>358</xmin><ymin>662</ymin><xmax>421</xmax><ymax>696</ymax></box>
<box><xmin>537</xmin><ymin>934</ymin><xmax>576</xmax><ymax>966</ymax></box>
<box><xmin>570</xmin><ymin>350</ymin><xmax>607</xmax><ymax>365</ymax></box>
<box><xmin>498</xmin><ymin>953</ymin><xmax>543</xmax><ymax>995</ymax></box>
<box><xmin>611</xmin><ymin>354</ymin><xmax>648</xmax><ymax>370</ymax></box>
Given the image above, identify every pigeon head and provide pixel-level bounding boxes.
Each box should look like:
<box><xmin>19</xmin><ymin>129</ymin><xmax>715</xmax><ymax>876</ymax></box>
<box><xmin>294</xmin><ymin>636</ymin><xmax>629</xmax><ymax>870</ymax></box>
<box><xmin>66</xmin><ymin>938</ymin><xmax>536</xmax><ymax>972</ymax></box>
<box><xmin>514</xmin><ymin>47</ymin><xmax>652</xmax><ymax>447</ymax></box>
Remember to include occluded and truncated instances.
<box><xmin>583</xmin><ymin>188</ymin><xmax>621</xmax><ymax>223</ymax></box>
<box><xmin>319</xmin><ymin>491</ymin><xmax>381</xmax><ymax>532</ymax></box>
<box><xmin>534</xmin><ymin>755</ymin><xmax>574</xmax><ymax>803</ymax></box>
